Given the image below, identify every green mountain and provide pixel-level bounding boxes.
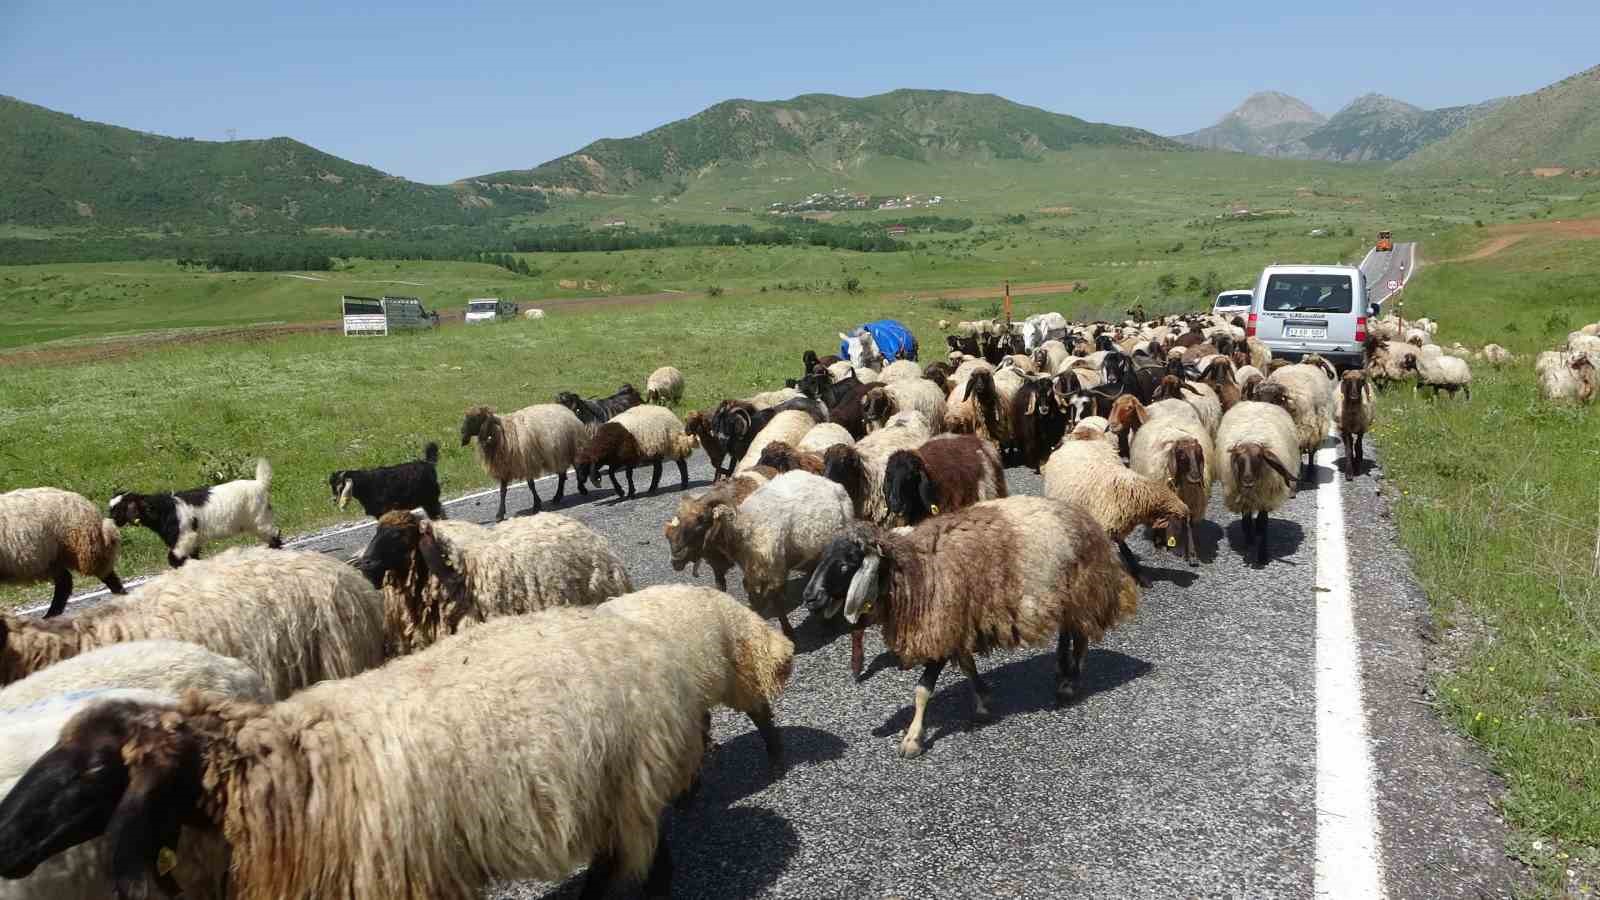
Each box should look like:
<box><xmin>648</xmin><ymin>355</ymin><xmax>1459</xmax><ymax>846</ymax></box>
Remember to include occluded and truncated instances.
<box><xmin>1172</xmin><ymin>91</ymin><xmax>1327</xmax><ymax>156</ymax></box>
<box><xmin>0</xmin><ymin>95</ymin><xmax>545</xmax><ymax>230</ymax></box>
<box><xmin>1292</xmin><ymin>93</ymin><xmax>1506</xmax><ymax>162</ymax></box>
<box><xmin>466</xmin><ymin>89</ymin><xmax>1186</xmax><ymax>195</ymax></box>
<box><xmin>1402</xmin><ymin>64</ymin><xmax>1600</xmax><ymax>171</ymax></box>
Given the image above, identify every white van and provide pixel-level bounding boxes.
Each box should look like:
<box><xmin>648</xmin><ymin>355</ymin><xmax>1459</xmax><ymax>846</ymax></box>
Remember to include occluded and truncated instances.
<box><xmin>1213</xmin><ymin>289</ymin><xmax>1254</xmax><ymax>317</ymax></box>
<box><xmin>1248</xmin><ymin>265</ymin><xmax>1374</xmax><ymax>368</ymax></box>
<box><xmin>465</xmin><ymin>298</ymin><xmax>518</xmax><ymax>324</ymax></box>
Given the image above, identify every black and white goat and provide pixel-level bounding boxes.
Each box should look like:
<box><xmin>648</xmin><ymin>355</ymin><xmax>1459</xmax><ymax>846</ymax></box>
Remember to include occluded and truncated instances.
<box><xmin>109</xmin><ymin>458</ymin><xmax>283</xmax><ymax>567</ymax></box>
<box><xmin>329</xmin><ymin>442</ymin><xmax>445</xmax><ymax>519</ymax></box>
<box><xmin>555</xmin><ymin>384</ymin><xmax>643</xmax><ymax>426</ymax></box>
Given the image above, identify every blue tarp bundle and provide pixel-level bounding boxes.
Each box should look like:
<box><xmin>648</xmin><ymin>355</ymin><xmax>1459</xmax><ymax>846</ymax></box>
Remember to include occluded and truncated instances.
<box><xmin>841</xmin><ymin>319</ymin><xmax>917</xmax><ymax>362</ymax></box>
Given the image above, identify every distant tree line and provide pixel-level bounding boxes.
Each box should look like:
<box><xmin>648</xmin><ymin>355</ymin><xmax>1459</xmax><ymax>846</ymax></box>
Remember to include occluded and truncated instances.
<box><xmin>180</xmin><ymin>251</ymin><xmax>334</xmax><ymax>272</ymax></box>
<box><xmin>508</xmin><ymin>221</ymin><xmax>915</xmax><ymax>253</ymax></box>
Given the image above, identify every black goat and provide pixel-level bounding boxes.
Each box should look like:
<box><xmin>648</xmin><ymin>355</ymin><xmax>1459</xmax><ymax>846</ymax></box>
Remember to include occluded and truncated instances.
<box><xmin>329</xmin><ymin>442</ymin><xmax>445</xmax><ymax>519</ymax></box>
<box><xmin>1009</xmin><ymin>378</ymin><xmax>1068</xmax><ymax>472</ymax></box>
<box><xmin>710</xmin><ymin>396</ymin><xmax>827</xmax><ymax>477</ymax></box>
<box><xmin>555</xmin><ymin>384</ymin><xmax>642</xmax><ymax>426</ymax></box>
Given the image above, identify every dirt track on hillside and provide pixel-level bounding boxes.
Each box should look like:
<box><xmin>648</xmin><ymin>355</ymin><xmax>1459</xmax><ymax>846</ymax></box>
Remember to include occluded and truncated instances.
<box><xmin>1439</xmin><ymin>218</ymin><xmax>1600</xmax><ymax>262</ymax></box>
<box><xmin>910</xmin><ymin>280</ymin><xmax>1082</xmax><ymax>301</ymax></box>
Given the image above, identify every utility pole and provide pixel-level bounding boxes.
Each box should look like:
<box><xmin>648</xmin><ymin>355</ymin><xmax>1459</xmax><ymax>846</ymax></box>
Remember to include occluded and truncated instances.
<box><xmin>1003</xmin><ymin>280</ymin><xmax>1012</xmax><ymax>326</ymax></box>
<box><xmin>226</xmin><ymin>128</ymin><xmax>237</xmax><ymax>142</ymax></box>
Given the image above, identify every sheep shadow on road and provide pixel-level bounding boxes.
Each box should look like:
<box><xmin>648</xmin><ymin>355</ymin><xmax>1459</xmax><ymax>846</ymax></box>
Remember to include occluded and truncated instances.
<box><xmin>1222</xmin><ymin>516</ymin><xmax>1307</xmax><ymax>568</ymax></box>
<box><xmin>698</xmin><ymin>724</ymin><xmax>849</xmax><ymax>809</ymax></box>
<box><xmin>869</xmin><ymin>648</ymin><xmax>1154</xmax><ymax>752</ymax></box>
<box><xmin>535</xmin><ymin>806</ymin><xmax>799</xmax><ymax>900</ymax></box>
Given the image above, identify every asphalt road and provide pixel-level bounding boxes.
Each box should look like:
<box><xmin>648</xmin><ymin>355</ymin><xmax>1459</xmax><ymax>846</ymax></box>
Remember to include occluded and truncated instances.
<box><xmin>1362</xmin><ymin>241</ymin><xmax>1416</xmax><ymax>307</ymax></box>
<box><xmin>32</xmin><ymin>423</ymin><xmax>1523</xmax><ymax>897</ymax></box>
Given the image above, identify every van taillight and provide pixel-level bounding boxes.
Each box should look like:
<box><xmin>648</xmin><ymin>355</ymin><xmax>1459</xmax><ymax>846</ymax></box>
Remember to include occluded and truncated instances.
<box><xmin>1355</xmin><ymin>316</ymin><xmax>1367</xmax><ymax>342</ymax></box>
<box><xmin>1246</xmin><ymin>313</ymin><xmax>1257</xmax><ymax>338</ymax></box>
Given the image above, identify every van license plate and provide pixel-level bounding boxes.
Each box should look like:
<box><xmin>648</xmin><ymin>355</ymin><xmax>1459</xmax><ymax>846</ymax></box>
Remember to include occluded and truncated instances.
<box><xmin>1284</xmin><ymin>326</ymin><xmax>1324</xmax><ymax>338</ymax></box>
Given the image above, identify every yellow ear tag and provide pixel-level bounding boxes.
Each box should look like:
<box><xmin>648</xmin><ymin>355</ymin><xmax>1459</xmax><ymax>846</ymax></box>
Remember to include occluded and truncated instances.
<box><xmin>1166</xmin><ymin>536</ymin><xmax>1178</xmax><ymax>548</ymax></box>
<box><xmin>928</xmin><ymin>504</ymin><xmax>940</xmax><ymax>515</ymax></box>
<box><xmin>157</xmin><ymin>847</ymin><xmax>177</xmax><ymax>876</ymax></box>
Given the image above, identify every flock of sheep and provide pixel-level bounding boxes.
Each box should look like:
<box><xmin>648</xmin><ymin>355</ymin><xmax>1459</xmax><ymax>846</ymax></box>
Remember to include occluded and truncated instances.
<box><xmin>1</xmin><ymin>305</ymin><xmax>1596</xmax><ymax>900</ymax></box>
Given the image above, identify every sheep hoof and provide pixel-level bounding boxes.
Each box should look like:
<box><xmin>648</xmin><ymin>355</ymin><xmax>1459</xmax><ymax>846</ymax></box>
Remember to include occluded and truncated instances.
<box><xmin>1055</xmin><ymin>684</ymin><xmax>1078</xmax><ymax>707</ymax></box>
<box><xmin>897</xmin><ymin>738</ymin><xmax>926</xmax><ymax>759</ymax></box>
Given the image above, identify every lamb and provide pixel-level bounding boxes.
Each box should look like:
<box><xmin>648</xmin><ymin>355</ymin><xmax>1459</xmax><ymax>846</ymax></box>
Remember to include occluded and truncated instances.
<box><xmin>822</xmin><ymin>412</ymin><xmax>933</xmax><ymax>522</ymax></box>
<box><xmin>0</xmin><ymin>640</ymin><xmax>267</xmax><ymax>712</ymax></box>
<box><xmin>353</xmin><ymin>510</ymin><xmax>632</xmax><ymax>654</ymax></box>
<box><xmin>734</xmin><ymin>409</ymin><xmax>822</xmax><ymax>474</ymax></box>
<box><xmin>1480</xmin><ymin>343</ymin><xmax>1512</xmax><ymax>365</ymax></box>
<box><xmin>1401</xmin><ymin>352</ymin><xmax>1473</xmax><ymax>400</ymax></box>
<box><xmin>664</xmin><ymin>467</ymin><xmax>776</xmax><ymax>591</ymax></box>
<box><xmin>1216</xmin><ymin>400</ymin><xmax>1301</xmax><ymax>565</ymax></box>
<box><xmin>1265</xmin><ymin>363</ymin><xmax>1336</xmax><ymax>473</ymax></box>
<box><xmin>599</xmin><ymin>585</ymin><xmax>795</xmax><ymax>771</ymax></box>
<box><xmin>879</xmin><ymin>359</ymin><xmax>924</xmax><ymax>382</ymax></box>
<box><xmin>1336</xmin><ymin>371</ymin><xmax>1376</xmax><ymax>477</ymax></box>
<box><xmin>756</xmin><ymin>440</ymin><xmax>826</xmax><ymax>475</ymax></box>
<box><xmin>1043</xmin><ymin>437</ymin><xmax>1195</xmax><ymax>574</ymax></box>
<box><xmin>329</xmin><ymin>442</ymin><xmax>444</xmax><ymax>520</ymax></box>
<box><xmin>801</xmin><ymin>496</ymin><xmax>1139</xmax><ymax>758</ymax></box>
<box><xmin>645</xmin><ymin>366</ymin><xmax>685</xmax><ymax>406</ymax></box>
<box><xmin>575</xmin><ymin>404</ymin><xmax>698</xmax><ymax>498</ymax></box>
<box><xmin>860</xmin><ymin>380</ymin><xmax>947</xmax><ymax>435</ymax></box>
<box><xmin>1536</xmin><ymin>353</ymin><xmax>1597</xmax><ymax>405</ymax></box>
<box><xmin>0</xmin><ymin>547</ymin><xmax>386</xmax><ymax>699</ymax></box>
<box><xmin>881</xmin><ymin>434</ymin><xmax>1008</xmax><ymax>527</ymax></box>
<box><xmin>555</xmin><ymin>383</ymin><xmax>642</xmax><ymax>426</ymax></box>
<box><xmin>108</xmin><ymin>458</ymin><xmax>282</xmax><ymax>567</ymax></box>
<box><xmin>460</xmin><ymin>403</ymin><xmax>590</xmax><ymax>518</ymax></box>
<box><xmin>0</xmin><ymin>610</ymin><xmax>708</xmax><ymax>900</ymax></box>
<box><xmin>0</xmin><ymin>489</ymin><xmax>123</xmax><ymax>619</ymax></box>
<box><xmin>700</xmin><ymin>471</ymin><xmax>855</xmax><ymax>637</ymax></box>
<box><xmin>797</xmin><ymin>422</ymin><xmax>855</xmax><ymax>453</ymax></box>
<box><xmin>1129</xmin><ymin>407</ymin><xmax>1212</xmax><ymax>553</ymax></box>
<box><xmin>0</xmin><ymin>688</ymin><xmax>234</xmax><ymax>900</ymax></box>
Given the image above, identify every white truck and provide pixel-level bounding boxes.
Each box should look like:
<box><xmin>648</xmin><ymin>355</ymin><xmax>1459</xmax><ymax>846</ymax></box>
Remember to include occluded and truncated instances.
<box><xmin>465</xmin><ymin>298</ymin><xmax>519</xmax><ymax>324</ymax></box>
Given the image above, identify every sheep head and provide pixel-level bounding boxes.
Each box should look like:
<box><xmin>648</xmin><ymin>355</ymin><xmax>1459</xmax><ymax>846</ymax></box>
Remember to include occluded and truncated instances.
<box><xmin>802</xmin><ymin>526</ymin><xmax>885</xmax><ymax>624</ymax></box>
<box><xmin>0</xmin><ymin>696</ymin><xmax>200</xmax><ymax>896</ymax></box>
<box><xmin>553</xmin><ymin>392</ymin><xmax>584</xmax><ymax>416</ymax></box>
<box><xmin>459</xmin><ymin>406</ymin><xmax>494</xmax><ymax>447</ymax></box>
<box><xmin>1230</xmin><ymin>443</ymin><xmax>1297</xmax><ymax>497</ymax></box>
<box><xmin>1340</xmin><ymin>370</ymin><xmax>1370</xmax><ymax>404</ymax></box>
<box><xmin>860</xmin><ymin>387</ymin><xmax>894</xmax><ymax>430</ymax></box>
<box><xmin>665</xmin><ymin>493</ymin><xmax>720</xmax><ymax>575</ymax></box>
<box><xmin>1106</xmin><ymin>394</ymin><xmax>1148</xmax><ymax>434</ymax></box>
<box><xmin>821</xmin><ymin>445</ymin><xmax>868</xmax><ymax>517</ymax></box>
<box><xmin>328</xmin><ymin>472</ymin><xmax>354</xmax><ymax>509</ymax></box>
<box><xmin>1169</xmin><ymin>438</ymin><xmax>1206</xmax><ymax>488</ymax></box>
<box><xmin>106</xmin><ymin>493</ymin><xmax>145</xmax><ymax>527</ymax></box>
<box><xmin>882</xmin><ymin>450</ymin><xmax>937</xmax><ymax>526</ymax></box>
<box><xmin>756</xmin><ymin>441</ymin><xmax>801</xmax><ymax>472</ymax></box>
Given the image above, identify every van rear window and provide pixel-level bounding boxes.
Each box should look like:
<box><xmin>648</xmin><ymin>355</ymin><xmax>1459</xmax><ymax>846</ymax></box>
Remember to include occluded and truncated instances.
<box><xmin>1262</xmin><ymin>274</ymin><xmax>1353</xmax><ymax>313</ymax></box>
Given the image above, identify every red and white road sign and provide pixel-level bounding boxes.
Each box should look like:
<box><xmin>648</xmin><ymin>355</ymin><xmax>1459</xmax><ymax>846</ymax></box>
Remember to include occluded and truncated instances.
<box><xmin>1388</xmin><ymin>280</ymin><xmax>1398</xmax><ymax>291</ymax></box>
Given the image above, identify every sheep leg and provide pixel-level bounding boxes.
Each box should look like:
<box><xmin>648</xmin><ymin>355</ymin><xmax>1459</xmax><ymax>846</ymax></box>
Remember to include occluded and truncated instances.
<box><xmin>495</xmin><ymin>480</ymin><xmax>509</xmax><ymax>520</ymax></box>
<box><xmin>1354</xmin><ymin>433</ymin><xmax>1365</xmax><ymax>475</ymax></box>
<box><xmin>1254</xmin><ymin>510</ymin><xmax>1271</xmax><ymax>566</ymax></box>
<box><xmin>625</xmin><ymin>466</ymin><xmax>638</xmax><ymax>498</ymax></box>
<box><xmin>101</xmin><ymin>572</ymin><xmax>125</xmax><ymax>595</ymax></box>
<box><xmin>900</xmin><ymin>659</ymin><xmax>946</xmax><ymax>758</ymax></box>
<box><xmin>850</xmin><ymin>624</ymin><xmax>865</xmax><ymax>680</ymax></box>
<box><xmin>676</xmin><ymin>457</ymin><xmax>690</xmax><ymax>491</ymax></box>
<box><xmin>749</xmin><ymin>702</ymin><xmax>785</xmax><ymax>773</ymax></box>
<box><xmin>574</xmin><ymin>468</ymin><xmax>589</xmax><ymax>496</ymax></box>
<box><xmin>551</xmin><ymin>472</ymin><xmax>567</xmax><ymax>505</ymax></box>
<box><xmin>647</xmin><ymin>460</ymin><xmax>663</xmax><ymax>493</ymax></box>
<box><xmin>956</xmin><ymin>652</ymin><xmax>992</xmax><ymax>719</ymax></box>
<box><xmin>675</xmin><ymin>711</ymin><xmax>712</xmax><ymax>810</ymax></box>
<box><xmin>642</xmin><ymin>825</ymin><xmax>674</xmax><ymax>900</ymax></box>
<box><xmin>1117</xmin><ymin>540</ymin><xmax>1147</xmax><ymax>586</ymax></box>
<box><xmin>525</xmin><ymin>479</ymin><xmax>543</xmax><ymax>513</ymax></box>
<box><xmin>1463</xmin><ymin>385</ymin><xmax>1471</xmax><ymax>401</ymax></box>
<box><xmin>1241</xmin><ymin>511</ymin><xmax>1257</xmax><ymax>541</ymax></box>
<box><xmin>607</xmin><ymin>467</ymin><xmax>626</xmax><ymax>499</ymax></box>
<box><xmin>775</xmin><ymin>611</ymin><xmax>796</xmax><ymax>639</ymax></box>
<box><xmin>1056</xmin><ymin>628</ymin><xmax>1086</xmax><ymax>705</ymax></box>
<box><xmin>46</xmin><ymin>568</ymin><xmax>72</xmax><ymax>618</ymax></box>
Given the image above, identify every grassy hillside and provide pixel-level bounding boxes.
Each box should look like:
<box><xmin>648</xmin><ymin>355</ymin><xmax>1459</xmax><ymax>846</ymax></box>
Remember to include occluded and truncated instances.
<box><xmin>467</xmin><ymin>89</ymin><xmax>1186</xmax><ymax>195</ymax></box>
<box><xmin>1172</xmin><ymin>91</ymin><xmax>1326</xmax><ymax>156</ymax></box>
<box><xmin>0</xmin><ymin>95</ymin><xmax>547</xmax><ymax>230</ymax></box>
<box><xmin>1296</xmin><ymin>94</ymin><xmax>1504</xmax><ymax>162</ymax></box>
<box><xmin>1403</xmin><ymin>64</ymin><xmax>1600</xmax><ymax>171</ymax></box>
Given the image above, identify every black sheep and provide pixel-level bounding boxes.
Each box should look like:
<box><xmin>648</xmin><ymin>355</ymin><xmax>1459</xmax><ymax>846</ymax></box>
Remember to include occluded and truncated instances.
<box><xmin>329</xmin><ymin>442</ymin><xmax>445</xmax><ymax>519</ymax></box>
<box><xmin>555</xmin><ymin>384</ymin><xmax>642</xmax><ymax>426</ymax></box>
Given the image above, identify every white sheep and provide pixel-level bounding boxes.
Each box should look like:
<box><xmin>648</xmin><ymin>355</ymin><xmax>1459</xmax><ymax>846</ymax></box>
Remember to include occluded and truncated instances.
<box><xmin>702</xmin><ymin>470</ymin><xmax>855</xmax><ymax>637</ymax></box>
<box><xmin>1043</xmin><ymin>437</ymin><xmax>1195</xmax><ymax>574</ymax></box>
<box><xmin>1402</xmin><ymin>352</ymin><xmax>1473</xmax><ymax>400</ymax></box>
<box><xmin>0</xmin><ymin>609</ymin><xmax>709</xmax><ymax>900</ymax></box>
<box><xmin>599</xmin><ymin>585</ymin><xmax>795</xmax><ymax>771</ymax></box>
<box><xmin>460</xmin><ymin>403</ymin><xmax>590</xmax><ymax>517</ymax></box>
<box><xmin>879</xmin><ymin>359</ymin><xmax>924</xmax><ymax>382</ymax></box>
<box><xmin>1264</xmin><ymin>363</ymin><xmax>1335</xmax><ymax>473</ymax></box>
<box><xmin>733</xmin><ymin>409</ymin><xmax>819</xmax><ymax>474</ymax></box>
<box><xmin>645</xmin><ymin>365</ymin><xmax>684</xmax><ymax>405</ymax></box>
<box><xmin>1216</xmin><ymin>400</ymin><xmax>1300</xmax><ymax>566</ymax></box>
<box><xmin>860</xmin><ymin>379</ymin><xmax>947</xmax><ymax>436</ymax></box>
<box><xmin>1130</xmin><ymin>403</ymin><xmax>1213</xmax><ymax>549</ymax></box>
<box><xmin>0</xmin><ymin>547</ymin><xmax>386</xmax><ymax>700</ymax></box>
<box><xmin>0</xmin><ymin>640</ymin><xmax>266</xmax><ymax>711</ymax></box>
<box><xmin>0</xmin><ymin>489</ymin><xmax>124</xmax><ymax>618</ymax></box>
<box><xmin>1568</xmin><ymin>332</ymin><xmax>1600</xmax><ymax>355</ymax></box>
<box><xmin>797</xmin><ymin>422</ymin><xmax>855</xmax><ymax>453</ymax></box>
<box><xmin>749</xmin><ymin>386</ymin><xmax>807</xmax><ymax>408</ymax></box>
<box><xmin>1536</xmin><ymin>352</ymin><xmax>1597</xmax><ymax>405</ymax></box>
<box><xmin>354</xmin><ymin>510</ymin><xmax>632</xmax><ymax>654</ymax></box>
<box><xmin>574</xmin><ymin>404</ymin><xmax>698</xmax><ymax>497</ymax></box>
<box><xmin>1480</xmin><ymin>343</ymin><xmax>1512</xmax><ymax>365</ymax></box>
<box><xmin>108</xmin><ymin>459</ymin><xmax>281</xmax><ymax>567</ymax></box>
<box><xmin>523</xmin><ymin>308</ymin><xmax>545</xmax><ymax>320</ymax></box>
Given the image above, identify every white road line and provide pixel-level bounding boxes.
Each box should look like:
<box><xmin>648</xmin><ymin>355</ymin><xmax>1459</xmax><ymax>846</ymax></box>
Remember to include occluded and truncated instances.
<box><xmin>1313</xmin><ymin>441</ymin><xmax>1387</xmax><ymax>898</ymax></box>
<box><xmin>19</xmin><ymin>474</ymin><xmax>565</xmax><ymax>615</ymax></box>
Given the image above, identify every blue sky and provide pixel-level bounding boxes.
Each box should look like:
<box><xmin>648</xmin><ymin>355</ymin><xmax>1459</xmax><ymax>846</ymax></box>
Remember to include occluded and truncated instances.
<box><xmin>2</xmin><ymin>0</ymin><xmax>1595</xmax><ymax>183</ymax></box>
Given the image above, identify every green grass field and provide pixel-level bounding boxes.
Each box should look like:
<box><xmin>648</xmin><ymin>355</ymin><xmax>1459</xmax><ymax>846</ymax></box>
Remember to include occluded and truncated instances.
<box><xmin>1</xmin><ymin>149</ymin><xmax>1597</xmax><ymax>888</ymax></box>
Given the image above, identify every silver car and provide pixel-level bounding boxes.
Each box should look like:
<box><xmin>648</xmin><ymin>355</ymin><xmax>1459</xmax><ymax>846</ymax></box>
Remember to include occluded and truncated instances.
<box><xmin>1248</xmin><ymin>265</ymin><xmax>1374</xmax><ymax>368</ymax></box>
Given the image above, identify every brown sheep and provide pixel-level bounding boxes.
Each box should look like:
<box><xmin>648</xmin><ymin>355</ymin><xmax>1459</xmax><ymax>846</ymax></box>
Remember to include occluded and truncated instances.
<box><xmin>881</xmin><ymin>435</ymin><xmax>1008</xmax><ymax>526</ymax></box>
<box><xmin>663</xmin><ymin>467</ymin><xmax>777</xmax><ymax>591</ymax></box>
<box><xmin>756</xmin><ymin>441</ymin><xmax>826</xmax><ymax>475</ymax></box>
<box><xmin>1337</xmin><ymin>371</ymin><xmax>1375</xmax><ymax>477</ymax></box>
